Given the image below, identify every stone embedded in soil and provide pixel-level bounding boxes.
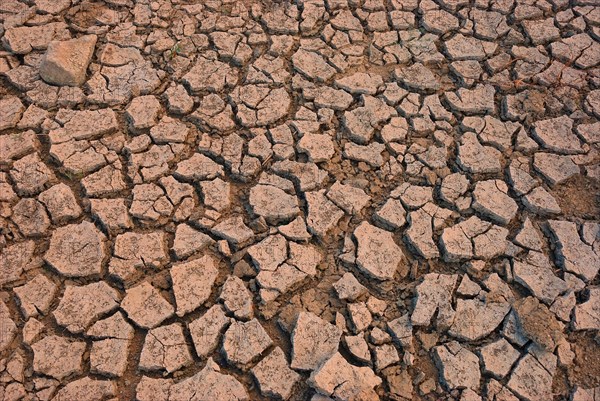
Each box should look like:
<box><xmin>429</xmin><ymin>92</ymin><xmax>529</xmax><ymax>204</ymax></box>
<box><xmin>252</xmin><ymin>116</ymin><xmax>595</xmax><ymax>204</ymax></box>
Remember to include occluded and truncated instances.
<box><xmin>53</xmin><ymin>281</ymin><xmax>120</xmax><ymax>334</ymax></box>
<box><xmin>32</xmin><ymin>335</ymin><xmax>86</xmax><ymax>380</ymax></box>
<box><xmin>139</xmin><ymin>323</ymin><xmax>193</xmax><ymax>373</ymax></box>
<box><xmin>44</xmin><ymin>221</ymin><xmax>107</xmax><ymax>278</ymax></box>
<box><xmin>291</xmin><ymin>312</ymin><xmax>342</xmax><ymax>371</ymax></box>
<box><xmin>222</xmin><ymin>319</ymin><xmax>273</xmax><ymax>369</ymax></box>
<box><xmin>121</xmin><ymin>282</ymin><xmax>174</xmax><ymax>329</ymax></box>
<box><xmin>40</xmin><ymin>35</ymin><xmax>97</xmax><ymax>86</ymax></box>
<box><xmin>252</xmin><ymin>347</ymin><xmax>300</xmax><ymax>400</ymax></box>
<box><xmin>171</xmin><ymin>255</ymin><xmax>219</xmax><ymax>317</ymax></box>
<box><xmin>354</xmin><ymin>221</ymin><xmax>407</xmax><ymax>281</ymax></box>
<box><xmin>433</xmin><ymin>341</ymin><xmax>481</xmax><ymax>391</ymax></box>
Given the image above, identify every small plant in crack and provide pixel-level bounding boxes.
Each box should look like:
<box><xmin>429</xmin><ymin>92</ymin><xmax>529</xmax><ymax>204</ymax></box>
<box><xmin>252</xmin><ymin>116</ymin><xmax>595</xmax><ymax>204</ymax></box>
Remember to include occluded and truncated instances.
<box><xmin>167</xmin><ymin>41</ymin><xmax>182</xmax><ymax>61</ymax></box>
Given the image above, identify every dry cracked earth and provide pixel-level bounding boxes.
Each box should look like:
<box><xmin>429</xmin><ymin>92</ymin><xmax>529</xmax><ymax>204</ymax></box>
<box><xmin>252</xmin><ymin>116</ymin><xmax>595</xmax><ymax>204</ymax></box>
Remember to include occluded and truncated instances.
<box><xmin>0</xmin><ymin>0</ymin><xmax>600</xmax><ymax>400</ymax></box>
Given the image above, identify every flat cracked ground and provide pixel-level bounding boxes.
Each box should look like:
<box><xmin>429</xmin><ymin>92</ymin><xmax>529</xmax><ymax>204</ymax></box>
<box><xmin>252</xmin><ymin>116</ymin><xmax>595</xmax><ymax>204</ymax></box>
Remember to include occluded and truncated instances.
<box><xmin>1</xmin><ymin>0</ymin><xmax>600</xmax><ymax>400</ymax></box>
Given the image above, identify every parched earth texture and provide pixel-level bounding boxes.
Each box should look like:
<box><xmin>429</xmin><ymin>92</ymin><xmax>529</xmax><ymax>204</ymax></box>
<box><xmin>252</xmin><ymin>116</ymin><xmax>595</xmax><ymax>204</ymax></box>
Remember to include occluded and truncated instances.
<box><xmin>1</xmin><ymin>0</ymin><xmax>600</xmax><ymax>400</ymax></box>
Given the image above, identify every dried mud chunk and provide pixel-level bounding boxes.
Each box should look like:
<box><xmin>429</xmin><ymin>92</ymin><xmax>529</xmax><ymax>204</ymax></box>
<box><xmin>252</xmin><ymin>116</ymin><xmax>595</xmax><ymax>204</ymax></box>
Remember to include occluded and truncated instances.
<box><xmin>249</xmin><ymin>184</ymin><xmax>300</xmax><ymax>224</ymax></box>
<box><xmin>478</xmin><ymin>338</ymin><xmax>520</xmax><ymax>379</ymax></box>
<box><xmin>172</xmin><ymin>224</ymin><xmax>213</xmax><ymax>260</ymax></box>
<box><xmin>10</xmin><ymin>153</ymin><xmax>57</xmax><ymax>196</ymax></box>
<box><xmin>433</xmin><ymin>341</ymin><xmax>481</xmax><ymax>391</ymax></box>
<box><xmin>136</xmin><ymin>377</ymin><xmax>173</xmax><ymax>401</ymax></box>
<box><xmin>354</xmin><ymin>221</ymin><xmax>407</xmax><ymax>280</ymax></box>
<box><xmin>394</xmin><ymin>63</ymin><xmax>440</xmax><ymax>91</ymax></box>
<box><xmin>32</xmin><ymin>335</ymin><xmax>86</xmax><ymax>380</ymax></box>
<box><xmin>212</xmin><ymin>216</ymin><xmax>255</xmax><ymax>248</ymax></box>
<box><xmin>547</xmin><ymin>220</ymin><xmax>599</xmax><ymax>282</ymax></box>
<box><xmin>109</xmin><ymin>231</ymin><xmax>168</xmax><ymax>283</ymax></box>
<box><xmin>513</xmin><ymin>296</ymin><xmax>564</xmax><ymax>351</ymax></box>
<box><xmin>52</xmin><ymin>377</ymin><xmax>116</xmax><ymax>401</ymax></box>
<box><xmin>232</xmin><ymin>85</ymin><xmax>291</xmax><ymax>127</ymax></box>
<box><xmin>532</xmin><ymin>116</ymin><xmax>583</xmax><ymax>154</ymax></box>
<box><xmin>90</xmin><ymin>198</ymin><xmax>132</xmax><ymax>232</ymax></box>
<box><xmin>38</xmin><ymin>183</ymin><xmax>82</xmax><ymax>224</ymax></box>
<box><xmin>14</xmin><ymin>274</ymin><xmax>57</xmax><ymax>319</ymax></box>
<box><xmin>472</xmin><ymin>180</ymin><xmax>518</xmax><ymax>225</ymax></box>
<box><xmin>448</xmin><ymin>298</ymin><xmax>510</xmax><ymax>341</ymax></box>
<box><xmin>219</xmin><ymin>276</ymin><xmax>254</xmax><ymax>320</ymax></box>
<box><xmin>457</xmin><ymin>132</ymin><xmax>501</xmax><ymax>174</ymax></box>
<box><xmin>291</xmin><ymin>312</ymin><xmax>342</xmax><ymax>371</ymax></box>
<box><xmin>12</xmin><ymin>198</ymin><xmax>51</xmax><ymax>237</ymax></box>
<box><xmin>533</xmin><ymin>153</ymin><xmax>579</xmax><ymax>186</ymax></box>
<box><xmin>223</xmin><ymin>319</ymin><xmax>273</xmax><ymax>369</ymax></box>
<box><xmin>333</xmin><ymin>272</ymin><xmax>368</xmax><ymax>301</ymax></box>
<box><xmin>411</xmin><ymin>273</ymin><xmax>458</xmax><ymax>329</ymax></box>
<box><xmin>0</xmin><ymin>96</ymin><xmax>25</xmax><ymax>131</ymax></box>
<box><xmin>2</xmin><ymin>22</ymin><xmax>71</xmax><ymax>54</ymax></box>
<box><xmin>306</xmin><ymin>190</ymin><xmax>345</xmax><ymax>238</ymax></box>
<box><xmin>121</xmin><ymin>282</ymin><xmax>174</xmax><ymax>329</ymax></box>
<box><xmin>140</xmin><ymin>323</ymin><xmax>193</xmax><ymax>373</ymax></box>
<box><xmin>0</xmin><ymin>241</ymin><xmax>40</xmax><ymax>287</ymax></box>
<box><xmin>513</xmin><ymin>252</ymin><xmax>568</xmax><ymax>305</ymax></box>
<box><xmin>39</xmin><ymin>35</ymin><xmax>97</xmax><ymax>86</ymax></box>
<box><xmin>53</xmin><ymin>281</ymin><xmax>120</xmax><ymax>333</ymax></box>
<box><xmin>252</xmin><ymin>347</ymin><xmax>300</xmax><ymax>400</ymax></box>
<box><xmin>0</xmin><ymin>301</ymin><xmax>17</xmax><ymax>352</ymax></box>
<box><xmin>168</xmin><ymin>358</ymin><xmax>248</xmax><ymax>401</ymax></box>
<box><xmin>308</xmin><ymin>352</ymin><xmax>381</xmax><ymax>400</ymax></box>
<box><xmin>573</xmin><ymin>288</ymin><xmax>600</xmax><ymax>331</ymax></box>
<box><xmin>292</xmin><ymin>49</ymin><xmax>336</xmax><ymax>82</ymax></box>
<box><xmin>445</xmin><ymin>84</ymin><xmax>495</xmax><ymax>114</ymax></box>
<box><xmin>188</xmin><ymin>305</ymin><xmax>231</xmax><ymax>358</ymax></box>
<box><xmin>44</xmin><ymin>221</ymin><xmax>107</xmax><ymax>278</ymax></box>
<box><xmin>126</xmin><ymin>95</ymin><xmax>162</xmax><ymax>130</ymax></box>
<box><xmin>507</xmin><ymin>354</ymin><xmax>553</xmax><ymax>401</ymax></box>
<box><xmin>171</xmin><ymin>255</ymin><xmax>219</xmax><ymax>317</ymax></box>
<box><xmin>91</xmin><ymin>338</ymin><xmax>130</xmax><ymax>377</ymax></box>
<box><xmin>182</xmin><ymin>55</ymin><xmax>237</xmax><ymax>93</ymax></box>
